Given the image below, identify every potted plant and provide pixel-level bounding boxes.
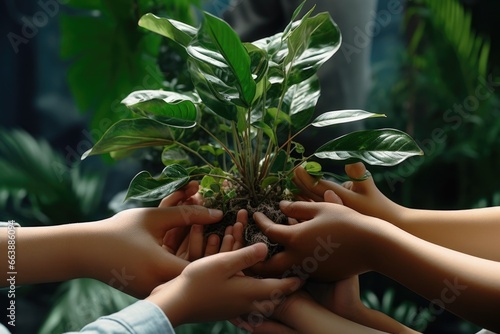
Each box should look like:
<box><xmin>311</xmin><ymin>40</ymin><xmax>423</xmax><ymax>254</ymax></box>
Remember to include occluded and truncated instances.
<box><xmin>82</xmin><ymin>3</ymin><xmax>423</xmax><ymax>254</ymax></box>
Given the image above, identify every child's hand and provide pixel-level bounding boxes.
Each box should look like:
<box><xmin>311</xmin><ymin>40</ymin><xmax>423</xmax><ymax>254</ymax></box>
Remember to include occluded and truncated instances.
<box><xmin>250</xmin><ymin>196</ymin><xmax>385</xmax><ymax>281</ymax></box>
<box><xmin>293</xmin><ymin>162</ymin><xmax>405</xmax><ymax>225</ymax></box>
<box><xmin>146</xmin><ymin>243</ymin><xmax>302</xmax><ymax>327</ymax></box>
<box><xmin>171</xmin><ymin>208</ymin><xmax>248</xmax><ymax>261</ymax></box>
<box><xmin>89</xmin><ymin>204</ymin><xmax>223</xmax><ymax>297</ymax></box>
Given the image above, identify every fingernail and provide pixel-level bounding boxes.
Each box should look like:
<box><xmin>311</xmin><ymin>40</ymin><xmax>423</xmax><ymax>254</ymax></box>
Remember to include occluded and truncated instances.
<box><xmin>208</xmin><ymin>209</ymin><xmax>222</xmax><ymax>218</ymax></box>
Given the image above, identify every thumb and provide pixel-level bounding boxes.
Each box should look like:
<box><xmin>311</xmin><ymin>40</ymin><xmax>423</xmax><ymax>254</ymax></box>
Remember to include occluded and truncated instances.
<box><xmin>151</xmin><ymin>206</ymin><xmax>222</xmax><ymax>232</ymax></box>
<box><xmin>344</xmin><ymin>162</ymin><xmax>374</xmax><ymax>194</ymax></box>
<box><xmin>324</xmin><ymin>189</ymin><xmax>343</xmax><ymax>205</ymax></box>
<box><xmin>219</xmin><ymin>243</ymin><xmax>269</xmax><ymax>276</ymax></box>
<box><xmin>253</xmin><ymin>212</ymin><xmax>292</xmax><ymax>245</ymax></box>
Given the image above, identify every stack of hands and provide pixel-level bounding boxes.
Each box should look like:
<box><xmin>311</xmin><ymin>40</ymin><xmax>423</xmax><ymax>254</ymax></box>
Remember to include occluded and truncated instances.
<box><xmin>2</xmin><ymin>163</ymin><xmax>499</xmax><ymax>333</ymax></box>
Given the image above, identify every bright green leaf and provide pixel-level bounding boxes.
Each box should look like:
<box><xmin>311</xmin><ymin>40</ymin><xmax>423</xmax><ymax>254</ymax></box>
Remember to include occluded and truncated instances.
<box><xmin>312</xmin><ymin>110</ymin><xmax>386</xmax><ymax>127</ymax></box>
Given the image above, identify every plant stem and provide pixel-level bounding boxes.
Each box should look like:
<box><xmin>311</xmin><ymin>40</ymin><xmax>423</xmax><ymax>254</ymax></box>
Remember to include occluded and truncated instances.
<box><xmin>199</xmin><ymin>124</ymin><xmax>244</xmax><ymax>173</ymax></box>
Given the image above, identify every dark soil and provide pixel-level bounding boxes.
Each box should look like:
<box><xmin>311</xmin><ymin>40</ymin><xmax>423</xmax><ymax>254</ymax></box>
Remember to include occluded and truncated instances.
<box><xmin>204</xmin><ymin>194</ymin><xmax>289</xmax><ymax>256</ymax></box>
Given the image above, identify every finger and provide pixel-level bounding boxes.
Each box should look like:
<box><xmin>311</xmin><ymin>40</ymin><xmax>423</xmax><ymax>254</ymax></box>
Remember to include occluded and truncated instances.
<box><xmin>204</xmin><ymin>234</ymin><xmax>220</xmax><ymax>257</ymax></box>
<box><xmin>218</xmin><ymin>243</ymin><xmax>269</xmax><ymax>275</ymax></box>
<box><xmin>163</xmin><ymin>226</ymin><xmax>189</xmax><ymax>253</ymax></box>
<box><xmin>253</xmin><ymin>212</ymin><xmax>292</xmax><ymax>245</ymax></box>
<box><xmin>175</xmin><ymin>234</ymin><xmax>190</xmax><ymax>258</ymax></box>
<box><xmin>236</xmin><ymin>209</ymin><xmax>248</xmax><ymax>229</ymax></box>
<box><xmin>292</xmin><ymin>167</ymin><xmax>324</xmax><ymax>202</ymax></box>
<box><xmin>250</xmin><ymin>251</ymin><xmax>295</xmax><ymax>278</ymax></box>
<box><xmin>278</xmin><ymin>200</ymin><xmax>320</xmax><ymax>222</ymax></box>
<box><xmin>324</xmin><ymin>189</ymin><xmax>343</xmax><ymax>205</ymax></box>
<box><xmin>220</xmin><ymin>234</ymin><xmax>235</xmax><ymax>252</ymax></box>
<box><xmin>183</xmin><ymin>180</ymin><xmax>200</xmax><ymax>198</ymax></box>
<box><xmin>159</xmin><ymin>191</ymin><xmax>185</xmax><ymax>208</ymax></box>
<box><xmin>344</xmin><ymin>162</ymin><xmax>374</xmax><ymax>194</ymax></box>
<box><xmin>232</xmin><ymin>222</ymin><xmax>245</xmax><ymax>250</ymax></box>
<box><xmin>247</xmin><ymin>276</ymin><xmax>303</xmax><ymax>302</ymax></box>
<box><xmin>145</xmin><ymin>206</ymin><xmax>223</xmax><ymax>233</ymax></box>
<box><xmin>187</xmin><ymin>224</ymin><xmax>204</xmax><ymax>261</ymax></box>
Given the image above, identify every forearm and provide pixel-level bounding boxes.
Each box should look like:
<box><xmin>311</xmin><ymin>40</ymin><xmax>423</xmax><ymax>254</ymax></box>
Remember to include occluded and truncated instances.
<box><xmin>278</xmin><ymin>297</ymin><xmax>389</xmax><ymax>334</ymax></box>
<box><xmin>354</xmin><ymin>307</ymin><xmax>419</xmax><ymax>334</ymax></box>
<box><xmin>397</xmin><ymin>206</ymin><xmax>500</xmax><ymax>261</ymax></box>
<box><xmin>373</xmin><ymin>223</ymin><xmax>500</xmax><ymax>332</ymax></box>
<box><xmin>0</xmin><ymin>223</ymin><xmax>94</xmax><ymax>285</ymax></box>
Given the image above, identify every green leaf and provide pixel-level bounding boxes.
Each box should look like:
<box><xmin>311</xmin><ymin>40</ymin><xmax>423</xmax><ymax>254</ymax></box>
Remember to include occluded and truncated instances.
<box><xmin>261</xmin><ymin>176</ymin><xmax>280</xmax><ymax>189</ymax></box>
<box><xmin>125</xmin><ymin>165</ymin><xmax>189</xmax><ymax>201</ymax></box>
<box><xmin>187</xmin><ymin>60</ymin><xmax>238</xmax><ymax>121</ymax></box>
<box><xmin>185</xmin><ymin>13</ymin><xmax>256</xmax><ymax>113</ymax></box>
<box><xmin>162</xmin><ymin>146</ymin><xmax>191</xmax><ymax>166</ymax></box>
<box><xmin>312</xmin><ymin>110</ymin><xmax>386</xmax><ymax>127</ymax></box>
<box><xmin>122</xmin><ymin>90</ymin><xmax>199</xmax><ymax>127</ymax></box>
<box><xmin>285</xmin><ymin>12</ymin><xmax>341</xmax><ymax>85</ymax></box>
<box><xmin>138</xmin><ymin>13</ymin><xmax>197</xmax><ymax>48</ymax></box>
<box><xmin>202</xmin><ymin>13</ymin><xmax>256</xmax><ymax>106</ymax></box>
<box><xmin>283</xmin><ymin>75</ymin><xmax>320</xmax><ymax>129</ymax></box>
<box><xmin>314</xmin><ymin>129</ymin><xmax>424</xmax><ymax>166</ymax></box>
<box><xmin>82</xmin><ymin>118</ymin><xmax>177</xmax><ymax>159</ymax></box>
<box><xmin>304</xmin><ymin>161</ymin><xmax>322</xmax><ymax>174</ymax></box>
<box><xmin>252</xmin><ymin>120</ymin><xmax>277</xmax><ymax>145</ymax></box>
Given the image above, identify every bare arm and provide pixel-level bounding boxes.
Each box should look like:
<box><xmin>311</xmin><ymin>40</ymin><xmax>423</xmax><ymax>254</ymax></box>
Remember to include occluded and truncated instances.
<box><xmin>293</xmin><ymin>163</ymin><xmax>500</xmax><ymax>261</ymax></box>
<box><xmin>0</xmin><ymin>205</ymin><xmax>223</xmax><ymax>297</ymax></box>
<box><xmin>252</xmin><ymin>200</ymin><xmax>500</xmax><ymax>332</ymax></box>
<box><xmin>272</xmin><ymin>291</ymin><xmax>391</xmax><ymax>334</ymax></box>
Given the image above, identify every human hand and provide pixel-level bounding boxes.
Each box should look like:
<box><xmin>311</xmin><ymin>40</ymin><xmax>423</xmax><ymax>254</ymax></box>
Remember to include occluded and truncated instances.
<box><xmin>83</xmin><ymin>203</ymin><xmax>223</xmax><ymax>298</ymax></box>
<box><xmin>293</xmin><ymin>162</ymin><xmax>405</xmax><ymax>225</ymax></box>
<box><xmin>306</xmin><ymin>276</ymin><xmax>366</xmax><ymax>322</ymax></box>
<box><xmin>146</xmin><ymin>243</ymin><xmax>302</xmax><ymax>327</ymax></box>
<box><xmin>250</xmin><ymin>195</ymin><xmax>386</xmax><ymax>281</ymax></box>
<box><xmin>173</xmin><ymin>209</ymin><xmax>248</xmax><ymax>261</ymax></box>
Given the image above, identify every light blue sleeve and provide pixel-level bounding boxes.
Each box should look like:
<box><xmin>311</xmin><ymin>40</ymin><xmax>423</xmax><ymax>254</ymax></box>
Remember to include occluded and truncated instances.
<box><xmin>65</xmin><ymin>300</ymin><xmax>175</xmax><ymax>334</ymax></box>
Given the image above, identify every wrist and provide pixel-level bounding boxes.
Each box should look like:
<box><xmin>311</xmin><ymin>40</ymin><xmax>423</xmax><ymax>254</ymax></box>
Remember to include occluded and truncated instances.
<box><xmin>146</xmin><ymin>280</ymin><xmax>188</xmax><ymax>327</ymax></box>
<box><xmin>363</xmin><ymin>218</ymin><xmax>402</xmax><ymax>274</ymax></box>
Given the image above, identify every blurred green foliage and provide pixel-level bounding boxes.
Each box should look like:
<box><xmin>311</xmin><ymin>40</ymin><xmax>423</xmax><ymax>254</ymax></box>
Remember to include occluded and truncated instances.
<box><xmin>371</xmin><ymin>0</ymin><xmax>500</xmax><ymax>211</ymax></box>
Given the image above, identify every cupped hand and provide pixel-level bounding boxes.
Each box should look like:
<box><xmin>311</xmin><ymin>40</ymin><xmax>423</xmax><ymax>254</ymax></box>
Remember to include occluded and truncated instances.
<box><xmin>87</xmin><ymin>203</ymin><xmax>222</xmax><ymax>298</ymax></box>
<box><xmin>250</xmin><ymin>195</ymin><xmax>383</xmax><ymax>281</ymax></box>
<box><xmin>146</xmin><ymin>243</ymin><xmax>302</xmax><ymax>327</ymax></box>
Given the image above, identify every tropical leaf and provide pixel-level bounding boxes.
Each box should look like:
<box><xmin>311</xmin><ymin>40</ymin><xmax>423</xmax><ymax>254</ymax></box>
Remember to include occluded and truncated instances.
<box><xmin>82</xmin><ymin>118</ymin><xmax>178</xmax><ymax>159</ymax></box>
<box><xmin>314</xmin><ymin>129</ymin><xmax>424</xmax><ymax>166</ymax></box>
<box><xmin>122</xmin><ymin>90</ymin><xmax>199</xmax><ymax>127</ymax></box>
<box><xmin>284</xmin><ymin>12</ymin><xmax>341</xmax><ymax>85</ymax></box>
<box><xmin>138</xmin><ymin>13</ymin><xmax>197</xmax><ymax>47</ymax></box>
<box><xmin>125</xmin><ymin>164</ymin><xmax>189</xmax><ymax>201</ymax></box>
<box><xmin>312</xmin><ymin>110</ymin><xmax>386</xmax><ymax>127</ymax></box>
<box><xmin>202</xmin><ymin>12</ymin><xmax>256</xmax><ymax>106</ymax></box>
